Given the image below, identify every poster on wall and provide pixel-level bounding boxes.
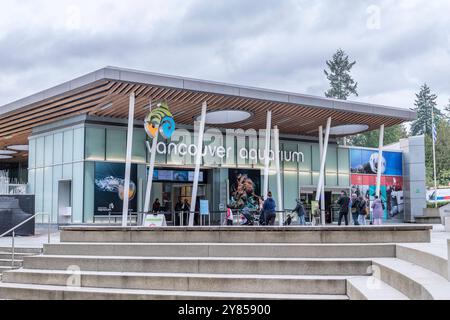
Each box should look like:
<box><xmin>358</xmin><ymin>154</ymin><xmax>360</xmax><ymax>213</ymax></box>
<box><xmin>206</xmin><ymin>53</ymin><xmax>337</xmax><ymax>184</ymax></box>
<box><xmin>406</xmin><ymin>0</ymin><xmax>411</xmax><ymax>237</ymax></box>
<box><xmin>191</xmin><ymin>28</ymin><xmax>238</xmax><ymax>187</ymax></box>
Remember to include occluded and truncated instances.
<box><xmin>94</xmin><ymin>162</ymin><xmax>138</xmax><ymax>215</ymax></box>
<box><xmin>350</xmin><ymin>149</ymin><xmax>403</xmax><ymax>176</ymax></box>
<box><xmin>228</xmin><ymin>169</ymin><xmax>262</xmax><ymax>210</ymax></box>
<box><xmin>350</xmin><ymin>149</ymin><xmax>404</xmax><ymax>220</ymax></box>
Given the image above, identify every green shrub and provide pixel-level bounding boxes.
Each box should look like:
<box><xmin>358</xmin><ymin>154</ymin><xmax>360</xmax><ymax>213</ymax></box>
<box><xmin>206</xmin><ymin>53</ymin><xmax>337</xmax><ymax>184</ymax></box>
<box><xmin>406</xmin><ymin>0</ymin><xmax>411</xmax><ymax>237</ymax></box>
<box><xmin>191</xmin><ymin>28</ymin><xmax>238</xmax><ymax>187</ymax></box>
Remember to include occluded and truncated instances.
<box><xmin>426</xmin><ymin>201</ymin><xmax>450</xmax><ymax>208</ymax></box>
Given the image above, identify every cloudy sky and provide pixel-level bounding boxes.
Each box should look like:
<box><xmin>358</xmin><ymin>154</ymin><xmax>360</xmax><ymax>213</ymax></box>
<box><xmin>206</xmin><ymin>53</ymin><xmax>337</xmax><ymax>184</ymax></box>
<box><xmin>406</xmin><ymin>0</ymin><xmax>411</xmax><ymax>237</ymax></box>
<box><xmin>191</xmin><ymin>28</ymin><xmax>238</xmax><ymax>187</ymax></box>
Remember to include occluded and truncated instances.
<box><xmin>0</xmin><ymin>0</ymin><xmax>449</xmax><ymax>110</ymax></box>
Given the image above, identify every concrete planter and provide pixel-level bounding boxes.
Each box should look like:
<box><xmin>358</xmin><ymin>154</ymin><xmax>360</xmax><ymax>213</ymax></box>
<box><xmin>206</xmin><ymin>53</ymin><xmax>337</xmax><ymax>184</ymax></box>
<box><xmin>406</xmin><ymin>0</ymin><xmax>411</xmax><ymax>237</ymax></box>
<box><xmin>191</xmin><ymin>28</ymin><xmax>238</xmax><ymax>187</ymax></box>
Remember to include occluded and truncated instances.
<box><xmin>422</xmin><ymin>207</ymin><xmax>441</xmax><ymax>217</ymax></box>
<box><xmin>415</xmin><ymin>208</ymin><xmax>442</xmax><ymax>224</ymax></box>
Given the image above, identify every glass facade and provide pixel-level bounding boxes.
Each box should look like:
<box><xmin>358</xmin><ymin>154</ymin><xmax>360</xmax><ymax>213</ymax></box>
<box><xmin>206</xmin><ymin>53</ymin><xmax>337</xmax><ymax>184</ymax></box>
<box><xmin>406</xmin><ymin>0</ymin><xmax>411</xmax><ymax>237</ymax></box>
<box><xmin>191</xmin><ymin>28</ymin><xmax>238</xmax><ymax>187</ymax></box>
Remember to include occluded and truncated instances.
<box><xmin>27</xmin><ymin>117</ymin><xmax>366</xmax><ymax>224</ymax></box>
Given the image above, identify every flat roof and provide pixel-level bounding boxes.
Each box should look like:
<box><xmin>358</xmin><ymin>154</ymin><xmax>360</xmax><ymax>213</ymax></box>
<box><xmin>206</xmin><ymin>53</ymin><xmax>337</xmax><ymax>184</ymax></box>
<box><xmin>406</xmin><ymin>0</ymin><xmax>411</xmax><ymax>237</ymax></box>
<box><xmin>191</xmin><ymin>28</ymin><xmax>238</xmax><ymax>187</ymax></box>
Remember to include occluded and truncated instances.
<box><xmin>0</xmin><ymin>66</ymin><xmax>416</xmax><ymax>162</ymax></box>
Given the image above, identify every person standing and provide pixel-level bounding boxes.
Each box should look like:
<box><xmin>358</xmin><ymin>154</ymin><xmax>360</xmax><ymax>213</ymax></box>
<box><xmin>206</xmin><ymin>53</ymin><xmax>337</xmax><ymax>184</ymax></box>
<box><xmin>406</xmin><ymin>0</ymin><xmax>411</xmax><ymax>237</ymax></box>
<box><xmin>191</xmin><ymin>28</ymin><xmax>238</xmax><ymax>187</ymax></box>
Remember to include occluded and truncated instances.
<box><xmin>225</xmin><ymin>207</ymin><xmax>234</xmax><ymax>226</ymax></box>
<box><xmin>263</xmin><ymin>191</ymin><xmax>277</xmax><ymax>226</ymax></box>
<box><xmin>372</xmin><ymin>195</ymin><xmax>384</xmax><ymax>225</ymax></box>
<box><xmin>293</xmin><ymin>198</ymin><xmax>306</xmax><ymax>226</ymax></box>
<box><xmin>336</xmin><ymin>191</ymin><xmax>350</xmax><ymax>226</ymax></box>
<box><xmin>152</xmin><ymin>199</ymin><xmax>161</xmax><ymax>213</ymax></box>
<box><xmin>181</xmin><ymin>199</ymin><xmax>190</xmax><ymax>226</ymax></box>
<box><xmin>358</xmin><ymin>196</ymin><xmax>368</xmax><ymax>226</ymax></box>
<box><xmin>174</xmin><ymin>197</ymin><xmax>183</xmax><ymax>226</ymax></box>
<box><xmin>350</xmin><ymin>193</ymin><xmax>360</xmax><ymax>225</ymax></box>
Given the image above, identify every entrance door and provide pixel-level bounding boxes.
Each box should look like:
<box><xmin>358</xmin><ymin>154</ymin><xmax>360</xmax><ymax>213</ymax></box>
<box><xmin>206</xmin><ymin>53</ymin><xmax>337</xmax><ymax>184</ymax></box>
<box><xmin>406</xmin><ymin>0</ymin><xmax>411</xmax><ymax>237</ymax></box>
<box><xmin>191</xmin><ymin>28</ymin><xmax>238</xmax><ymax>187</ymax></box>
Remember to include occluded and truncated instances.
<box><xmin>58</xmin><ymin>180</ymin><xmax>72</xmax><ymax>225</ymax></box>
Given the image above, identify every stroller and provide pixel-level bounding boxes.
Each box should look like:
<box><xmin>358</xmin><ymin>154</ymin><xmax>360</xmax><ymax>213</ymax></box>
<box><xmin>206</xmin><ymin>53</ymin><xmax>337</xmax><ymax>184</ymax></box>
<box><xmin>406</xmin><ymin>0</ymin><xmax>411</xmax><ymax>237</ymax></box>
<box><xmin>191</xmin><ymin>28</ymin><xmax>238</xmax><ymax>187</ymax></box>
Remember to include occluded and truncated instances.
<box><xmin>284</xmin><ymin>211</ymin><xmax>298</xmax><ymax>226</ymax></box>
<box><xmin>240</xmin><ymin>207</ymin><xmax>255</xmax><ymax>226</ymax></box>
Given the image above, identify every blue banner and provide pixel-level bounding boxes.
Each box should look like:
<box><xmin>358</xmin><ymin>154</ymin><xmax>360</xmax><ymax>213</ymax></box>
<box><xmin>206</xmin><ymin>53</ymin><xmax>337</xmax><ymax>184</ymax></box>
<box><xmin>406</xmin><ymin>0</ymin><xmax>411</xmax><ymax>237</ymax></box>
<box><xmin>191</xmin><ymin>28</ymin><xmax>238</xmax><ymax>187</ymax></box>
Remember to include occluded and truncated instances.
<box><xmin>350</xmin><ymin>148</ymin><xmax>402</xmax><ymax>176</ymax></box>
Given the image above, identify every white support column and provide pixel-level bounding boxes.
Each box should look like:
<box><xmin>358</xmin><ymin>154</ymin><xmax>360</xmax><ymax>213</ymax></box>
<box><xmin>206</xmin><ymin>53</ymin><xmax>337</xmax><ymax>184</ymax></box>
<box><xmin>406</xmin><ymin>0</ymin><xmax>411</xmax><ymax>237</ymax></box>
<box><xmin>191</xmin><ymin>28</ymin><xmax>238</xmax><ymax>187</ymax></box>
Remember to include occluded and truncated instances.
<box><xmin>315</xmin><ymin>117</ymin><xmax>331</xmax><ymax>202</ymax></box>
<box><xmin>319</xmin><ymin>126</ymin><xmax>326</xmax><ymax>226</ymax></box>
<box><xmin>189</xmin><ymin>102</ymin><xmax>207</xmax><ymax>226</ymax></box>
<box><xmin>273</xmin><ymin>125</ymin><xmax>283</xmax><ymax>226</ymax></box>
<box><xmin>143</xmin><ymin>99</ymin><xmax>157</xmax><ymax>216</ymax></box>
<box><xmin>143</xmin><ymin>136</ymin><xmax>158</xmax><ymax>214</ymax></box>
<box><xmin>263</xmin><ymin>111</ymin><xmax>272</xmax><ymax>200</ymax></box>
<box><xmin>375</xmin><ymin>124</ymin><xmax>385</xmax><ymax>198</ymax></box>
<box><xmin>122</xmin><ymin>92</ymin><xmax>135</xmax><ymax>227</ymax></box>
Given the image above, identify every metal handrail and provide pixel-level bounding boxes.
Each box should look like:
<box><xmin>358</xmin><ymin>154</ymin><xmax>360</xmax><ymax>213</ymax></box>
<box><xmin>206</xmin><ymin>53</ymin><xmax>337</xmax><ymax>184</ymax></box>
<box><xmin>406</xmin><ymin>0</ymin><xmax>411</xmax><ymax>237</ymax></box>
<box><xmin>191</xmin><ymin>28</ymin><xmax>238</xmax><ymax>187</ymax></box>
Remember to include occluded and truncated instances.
<box><xmin>0</xmin><ymin>212</ymin><xmax>50</xmax><ymax>268</ymax></box>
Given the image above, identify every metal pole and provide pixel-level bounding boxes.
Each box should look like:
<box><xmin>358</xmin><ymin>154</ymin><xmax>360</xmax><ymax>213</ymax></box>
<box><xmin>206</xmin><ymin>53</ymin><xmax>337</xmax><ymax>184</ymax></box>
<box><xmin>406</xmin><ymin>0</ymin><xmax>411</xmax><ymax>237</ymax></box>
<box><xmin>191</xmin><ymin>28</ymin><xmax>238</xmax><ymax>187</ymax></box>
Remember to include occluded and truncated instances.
<box><xmin>431</xmin><ymin>105</ymin><xmax>438</xmax><ymax>208</ymax></box>
<box><xmin>375</xmin><ymin>124</ymin><xmax>385</xmax><ymax>198</ymax></box>
<box><xmin>319</xmin><ymin>126</ymin><xmax>326</xmax><ymax>226</ymax></box>
<box><xmin>273</xmin><ymin>126</ymin><xmax>283</xmax><ymax>226</ymax></box>
<box><xmin>11</xmin><ymin>230</ymin><xmax>15</xmax><ymax>268</ymax></box>
<box><xmin>315</xmin><ymin>118</ymin><xmax>332</xmax><ymax>202</ymax></box>
<box><xmin>48</xmin><ymin>213</ymin><xmax>51</xmax><ymax>244</ymax></box>
<box><xmin>122</xmin><ymin>92</ymin><xmax>136</xmax><ymax>227</ymax></box>
<box><xmin>189</xmin><ymin>102</ymin><xmax>207</xmax><ymax>226</ymax></box>
<box><xmin>263</xmin><ymin>111</ymin><xmax>272</xmax><ymax>200</ymax></box>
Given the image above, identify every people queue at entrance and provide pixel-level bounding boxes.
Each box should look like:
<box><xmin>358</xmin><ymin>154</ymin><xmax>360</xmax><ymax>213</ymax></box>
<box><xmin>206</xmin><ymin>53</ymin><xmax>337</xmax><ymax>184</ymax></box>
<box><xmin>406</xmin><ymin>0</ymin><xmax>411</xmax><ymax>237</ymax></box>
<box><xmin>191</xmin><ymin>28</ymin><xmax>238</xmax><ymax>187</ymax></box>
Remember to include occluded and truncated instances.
<box><xmin>152</xmin><ymin>190</ymin><xmax>385</xmax><ymax>226</ymax></box>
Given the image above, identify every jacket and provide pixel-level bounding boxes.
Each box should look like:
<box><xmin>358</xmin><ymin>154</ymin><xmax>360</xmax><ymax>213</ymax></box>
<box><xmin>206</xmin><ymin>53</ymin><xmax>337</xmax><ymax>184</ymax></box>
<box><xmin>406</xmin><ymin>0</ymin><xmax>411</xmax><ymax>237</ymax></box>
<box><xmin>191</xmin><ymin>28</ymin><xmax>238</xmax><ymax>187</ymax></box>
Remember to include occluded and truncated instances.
<box><xmin>337</xmin><ymin>196</ymin><xmax>350</xmax><ymax>213</ymax></box>
<box><xmin>263</xmin><ymin>198</ymin><xmax>276</xmax><ymax>214</ymax></box>
<box><xmin>293</xmin><ymin>200</ymin><xmax>306</xmax><ymax>217</ymax></box>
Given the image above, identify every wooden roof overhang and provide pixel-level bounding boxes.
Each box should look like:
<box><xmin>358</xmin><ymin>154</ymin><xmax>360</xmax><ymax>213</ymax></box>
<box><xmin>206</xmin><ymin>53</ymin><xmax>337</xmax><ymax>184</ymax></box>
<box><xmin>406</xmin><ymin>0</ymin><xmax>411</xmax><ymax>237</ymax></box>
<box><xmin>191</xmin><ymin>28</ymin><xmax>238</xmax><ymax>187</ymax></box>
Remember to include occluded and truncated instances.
<box><xmin>0</xmin><ymin>67</ymin><xmax>416</xmax><ymax>162</ymax></box>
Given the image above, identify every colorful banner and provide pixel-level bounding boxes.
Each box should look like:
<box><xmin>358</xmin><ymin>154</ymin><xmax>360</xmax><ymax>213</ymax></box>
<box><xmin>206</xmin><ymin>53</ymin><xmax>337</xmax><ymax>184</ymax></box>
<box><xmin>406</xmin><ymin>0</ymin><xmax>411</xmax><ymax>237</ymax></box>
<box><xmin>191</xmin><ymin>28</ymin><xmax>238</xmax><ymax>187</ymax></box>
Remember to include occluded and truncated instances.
<box><xmin>350</xmin><ymin>149</ymin><xmax>403</xmax><ymax>176</ymax></box>
<box><xmin>350</xmin><ymin>148</ymin><xmax>403</xmax><ymax>220</ymax></box>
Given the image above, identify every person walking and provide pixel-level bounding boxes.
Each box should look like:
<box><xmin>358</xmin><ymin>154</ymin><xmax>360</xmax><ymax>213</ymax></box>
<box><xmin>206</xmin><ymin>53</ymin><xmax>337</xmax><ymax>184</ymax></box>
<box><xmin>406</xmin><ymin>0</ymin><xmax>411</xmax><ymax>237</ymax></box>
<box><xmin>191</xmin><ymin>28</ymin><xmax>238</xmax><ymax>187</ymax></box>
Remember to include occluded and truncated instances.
<box><xmin>372</xmin><ymin>195</ymin><xmax>384</xmax><ymax>225</ymax></box>
<box><xmin>263</xmin><ymin>191</ymin><xmax>277</xmax><ymax>226</ymax></box>
<box><xmin>350</xmin><ymin>193</ymin><xmax>360</xmax><ymax>225</ymax></box>
<box><xmin>293</xmin><ymin>198</ymin><xmax>306</xmax><ymax>226</ymax></box>
<box><xmin>357</xmin><ymin>196</ymin><xmax>368</xmax><ymax>225</ymax></box>
<box><xmin>336</xmin><ymin>190</ymin><xmax>350</xmax><ymax>226</ymax></box>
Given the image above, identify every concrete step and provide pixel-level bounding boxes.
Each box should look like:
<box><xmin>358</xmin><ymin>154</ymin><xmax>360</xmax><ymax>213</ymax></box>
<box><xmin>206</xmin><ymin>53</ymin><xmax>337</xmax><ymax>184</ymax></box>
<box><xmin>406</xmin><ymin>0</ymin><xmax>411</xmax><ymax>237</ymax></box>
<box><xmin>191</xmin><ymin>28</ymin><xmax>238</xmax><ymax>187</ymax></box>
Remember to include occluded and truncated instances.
<box><xmin>396</xmin><ymin>244</ymin><xmax>448</xmax><ymax>280</ymax></box>
<box><xmin>43</xmin><ymin>243</ymin><xmax>396</xmax><ymax>258</ymax></box>
<box><xmin>0</xmin><ymin>259</ymin><xmax>22</xmax><ymax>267</ymax></box>
<box><xmin>0</xmin><ymin>252</ymin><xmax>37</xmax><ymax>260</ymax></box>
<box><xmin>346</xmin><ymin>276</ymin><xmax>409</xmax><ymax>300</ymax></box>
<box><xmin>60</xmin><ymin>225</ymin><xmax>432</xmax><ymax>244</ymax></box>
<box><xmin>0</xmin><ymin>247</ymin><xmax>42</xmax><ymax>254</ymax></box>
<box><xmin>372</xmin><ymin>258</ymin><xmax>450</xmax><ymax>300</ymax></box>
<box><xmin>22</xmin><ymin>255</ymin><xmax>373</xmax><ymax>275</ymax></box>
<box><xmin>0</xmin><ymin>282</ymin><xmax>349</xmax><ymax>300</ymax></box>
<box><xmin>2</xmin><ymin>269</ymin><xmax>348</xmax><ymax>295</ymax></box>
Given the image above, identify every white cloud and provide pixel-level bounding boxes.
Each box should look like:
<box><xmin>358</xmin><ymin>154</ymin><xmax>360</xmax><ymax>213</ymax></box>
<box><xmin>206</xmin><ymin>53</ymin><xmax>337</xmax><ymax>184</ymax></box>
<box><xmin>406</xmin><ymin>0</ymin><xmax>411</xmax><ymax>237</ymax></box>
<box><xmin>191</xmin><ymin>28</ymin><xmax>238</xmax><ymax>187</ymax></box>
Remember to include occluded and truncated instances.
<box><xmin>0</xmin><ymin>0</ymin><xmax>449</xmax><ymax>110</ymax></box>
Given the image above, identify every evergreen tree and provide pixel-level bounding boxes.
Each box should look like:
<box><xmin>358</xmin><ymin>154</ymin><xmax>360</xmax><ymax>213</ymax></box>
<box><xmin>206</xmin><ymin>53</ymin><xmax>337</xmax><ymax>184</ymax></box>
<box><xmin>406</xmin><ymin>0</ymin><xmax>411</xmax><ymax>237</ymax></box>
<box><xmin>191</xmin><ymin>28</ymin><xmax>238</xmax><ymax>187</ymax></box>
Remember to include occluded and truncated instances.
<box><xmin>324</xmin><ymin>49</ymin><xmax>358</xmax><ymax>100</ymax></box>
<box><xmin>425</xmin><ymin>121</ymin><xmax>450</xmax><ymax>186</ymax></box>
<box><xmin>444</xmin><ymin>99</ymin><xmax>450</xmax><ymax>121</ymax></box>
<box><xmin>410</xmin><ymin>84</ymin><xmax>442</xmax><ymax>136</ymax></box>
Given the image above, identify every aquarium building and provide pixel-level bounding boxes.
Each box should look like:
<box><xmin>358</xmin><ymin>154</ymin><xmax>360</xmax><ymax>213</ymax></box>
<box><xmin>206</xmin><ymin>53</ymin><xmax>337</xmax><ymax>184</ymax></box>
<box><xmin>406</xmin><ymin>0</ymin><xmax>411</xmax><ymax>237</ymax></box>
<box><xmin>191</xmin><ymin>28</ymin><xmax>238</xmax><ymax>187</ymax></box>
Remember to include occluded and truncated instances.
<box><xmin>0</xmin><ymin>67</ymin><xmax>426</xmax><ymax>225</ymax></box>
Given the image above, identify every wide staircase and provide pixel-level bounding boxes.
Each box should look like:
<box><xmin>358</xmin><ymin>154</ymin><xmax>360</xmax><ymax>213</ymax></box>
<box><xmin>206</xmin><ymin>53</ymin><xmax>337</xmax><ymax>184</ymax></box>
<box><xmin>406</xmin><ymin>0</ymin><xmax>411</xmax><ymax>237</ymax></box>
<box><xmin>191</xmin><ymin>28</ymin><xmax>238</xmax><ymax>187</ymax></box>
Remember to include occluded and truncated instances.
<box><xmin>0</xmin><ymin>247</ymin><xmax>42</xmax><ymax>280</ymax></box>
<box><xmin>0</xmin><ymin>225</ymin><xmax>448</xmax><ymax>300</ymax></box>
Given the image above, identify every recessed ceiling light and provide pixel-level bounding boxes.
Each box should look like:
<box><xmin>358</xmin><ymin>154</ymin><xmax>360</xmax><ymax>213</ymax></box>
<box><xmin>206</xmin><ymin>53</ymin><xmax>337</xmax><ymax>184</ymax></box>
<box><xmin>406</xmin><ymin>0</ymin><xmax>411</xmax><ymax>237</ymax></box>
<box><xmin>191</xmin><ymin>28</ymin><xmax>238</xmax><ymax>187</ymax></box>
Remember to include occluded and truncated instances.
<box><xmin>7</xmin><ymin>145</ymin><xmax>29</xmax><ymax>151</ymax></box>
<box><xmin>329</xmin><ymin>124</ymin><xmax>369</xmax><ymax>135</ymax></box>
<box><xmin>0</xmin><ymin>155</ymin><xmax>13</xmax><ymax>159</ymax></box>
<box><xmin>196</xmin><ymin>110</ymin><xmax>252</xmax><ymax>124</ymax></box>
<box><xmin>0</xmin><ymin>150</ymin><xmax>17</xmax><ymax>155</ymax></box>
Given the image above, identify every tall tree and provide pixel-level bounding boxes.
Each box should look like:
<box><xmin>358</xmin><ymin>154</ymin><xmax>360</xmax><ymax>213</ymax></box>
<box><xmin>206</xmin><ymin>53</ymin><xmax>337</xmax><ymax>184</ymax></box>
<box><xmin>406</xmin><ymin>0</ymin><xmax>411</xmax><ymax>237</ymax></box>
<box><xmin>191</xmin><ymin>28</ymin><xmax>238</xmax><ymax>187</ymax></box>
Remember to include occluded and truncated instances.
<box><xmin>410</xmin><ymin>84</ymin><xmax>442</xmax><ymax>136</ymax></box>
<box><xmin>348</xmin><ymin>124</ymin><xmax>408</xmax><ymax>148</ymax></box>
<box><xmin>444</xmin><ymin>99</ymin><xmax>450</xmax><ymax>121</ymax></box>
<box><xmin>324</xmin><ymin>49</ymin><xmax>358</xmax><ymax>100</ymax></box>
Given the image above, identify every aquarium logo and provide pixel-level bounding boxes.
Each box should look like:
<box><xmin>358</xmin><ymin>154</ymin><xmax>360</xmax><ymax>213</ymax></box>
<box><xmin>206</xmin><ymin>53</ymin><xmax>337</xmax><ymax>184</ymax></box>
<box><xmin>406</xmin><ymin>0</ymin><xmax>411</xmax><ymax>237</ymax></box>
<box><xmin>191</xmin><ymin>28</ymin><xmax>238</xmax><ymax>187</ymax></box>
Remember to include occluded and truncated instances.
<box><xmin>144</xmin><ymin>102</ymin><xmax>176</xmax><ymax>140</ymax></box>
